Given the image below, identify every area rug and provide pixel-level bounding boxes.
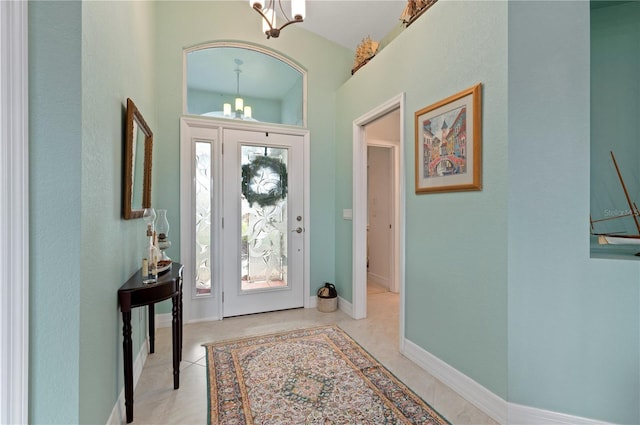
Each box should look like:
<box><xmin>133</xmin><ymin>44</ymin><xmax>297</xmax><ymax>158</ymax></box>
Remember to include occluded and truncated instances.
<box><xmin>203</xmin><ymin>325</ymin><xmax>449</xmax><ymax>424</ymax></box>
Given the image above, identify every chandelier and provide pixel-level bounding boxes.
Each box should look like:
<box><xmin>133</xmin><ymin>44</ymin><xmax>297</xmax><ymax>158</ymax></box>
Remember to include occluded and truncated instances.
<box><xmin>223</xmin><ymin>59</ymin><xmax>252</xmax><ymax>120</ymax></box>
<box><xmin>250</xmin><ymin>0</ymin><xmax>305</xmax><ymax>39</ymax></box>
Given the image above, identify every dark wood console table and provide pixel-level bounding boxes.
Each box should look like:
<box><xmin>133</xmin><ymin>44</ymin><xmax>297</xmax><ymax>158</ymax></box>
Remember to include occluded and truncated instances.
<box><xmin>118</xmin><ymin>262</ymin><xmax>184</xmax><ymax>423</ymax></box>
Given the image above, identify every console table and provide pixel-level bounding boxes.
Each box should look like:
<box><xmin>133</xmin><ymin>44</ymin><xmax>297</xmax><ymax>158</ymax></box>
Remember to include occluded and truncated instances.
<box><xmin>118</xmin><ymin>262</ymin><xmax>184</xmax><ymax>423</ymax></box>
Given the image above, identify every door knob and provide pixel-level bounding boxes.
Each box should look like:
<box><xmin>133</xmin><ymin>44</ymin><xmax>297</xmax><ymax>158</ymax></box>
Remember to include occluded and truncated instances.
<box><xmin>292</xmin><ymin>227</ymin><xmax>303</xmax><ymax>233</ymax></box>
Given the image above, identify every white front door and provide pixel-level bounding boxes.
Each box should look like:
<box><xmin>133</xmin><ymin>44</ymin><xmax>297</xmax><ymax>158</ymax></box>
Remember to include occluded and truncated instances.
<box><xmin>222</xmin><ymin>129</ymin><xmax>305</xmax><ymax>317</ymax></box>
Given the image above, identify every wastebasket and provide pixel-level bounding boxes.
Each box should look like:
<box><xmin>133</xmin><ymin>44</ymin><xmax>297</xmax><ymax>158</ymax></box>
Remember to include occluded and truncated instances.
<box><xmin>317</xmin><ymin>282</ymin><xmax>338</xmax><ymax>312</ymax></box>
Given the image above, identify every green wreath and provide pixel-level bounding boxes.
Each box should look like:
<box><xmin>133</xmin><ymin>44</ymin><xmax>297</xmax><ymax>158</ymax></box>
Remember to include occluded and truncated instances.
<box><xmin>241</xmin><ymin>155</ymin><xmax>288</xmax><ymax>208</ymax></box>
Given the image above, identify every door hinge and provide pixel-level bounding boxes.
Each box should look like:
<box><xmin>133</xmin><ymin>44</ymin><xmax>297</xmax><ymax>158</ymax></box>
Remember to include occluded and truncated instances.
<box><xmin>221</xmin><ymin>142</ymin><xmax>224</xmax><ymax>155</ymax></box>
<box><xmin>222</xmin><ymin>292</ymin><xmax>224</xmax><ymax>302</ymax></box>
<box><xmin>222</xmin><ymin>217</ymin><xmax>224</xmax><ymax>228</ymax></box>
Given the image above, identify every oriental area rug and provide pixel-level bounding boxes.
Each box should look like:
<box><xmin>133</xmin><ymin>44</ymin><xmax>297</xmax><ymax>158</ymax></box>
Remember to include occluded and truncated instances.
<box><xmin>203</xmin><ymin>325</ymin><xmax>449</xmax><ymax>424</ymax></box>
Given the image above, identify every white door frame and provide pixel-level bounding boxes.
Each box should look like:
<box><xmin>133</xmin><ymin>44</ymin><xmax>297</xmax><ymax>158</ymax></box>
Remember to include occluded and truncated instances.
<box><xmin>352</xmin><ymin>93</ymin><xmax>405</xmax><ymax>348</ymax></box>
<box><xmin>1</xmin><ymin>1</ymin><xmax>29</xmax><ymax>423</ymax></box>
<box><xmin>180</xmin><ymin>116</ymin><xmax>311</xmax><ymax>322</ymax></box>
<box><xmin>180</xmin><ymin>118</ymin><xmax>223</xmax><ymax>322</ymax></box>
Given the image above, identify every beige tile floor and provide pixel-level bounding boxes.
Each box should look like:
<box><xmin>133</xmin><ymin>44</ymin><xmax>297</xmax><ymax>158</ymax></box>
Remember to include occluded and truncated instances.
<box><xmin>131</xmin><ymin>284</ymin><xmax>498</xmax><ymax>424</ymax></box>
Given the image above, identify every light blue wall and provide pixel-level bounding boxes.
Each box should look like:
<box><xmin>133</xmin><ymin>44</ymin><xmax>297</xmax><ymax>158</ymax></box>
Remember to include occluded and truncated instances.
<box><xmin>508</xmin><ymin>2</ymin><xmax>639</xmax><ymax>423</ymax></box>
<box><xmin>282</xmin><ymin>74</ymin><xmax>304</xmax><ymax>126</ymax></box>
<box><xmin>29</xmin><ymin>1</ymin><xmax>157</xmax><ymax>423</ymax></box>
<box><xmin>29</xmin><ymin>2</ymin><xmax>82</xmax><ymax>422</ymax></box>
<box><xmin>79</xmin><ymin>1</ymin><xmax>157</xmax><ymax>423</ymax></box>
<box><xmin>335</xmin><ymin>0</ymin><xmax>509</xmax><ymax>399</ymax></box>
<box><xmin>153</xmin><ymin>1</ymin><xmax>353</xmax><ymax>314</ymax></box>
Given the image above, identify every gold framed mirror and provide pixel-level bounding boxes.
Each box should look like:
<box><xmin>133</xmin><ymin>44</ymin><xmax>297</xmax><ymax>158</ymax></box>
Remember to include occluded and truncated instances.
<box><xmin>123</xmin><ymin>98</ymin><xmax>153</xmax><ymax>219</ymax></box>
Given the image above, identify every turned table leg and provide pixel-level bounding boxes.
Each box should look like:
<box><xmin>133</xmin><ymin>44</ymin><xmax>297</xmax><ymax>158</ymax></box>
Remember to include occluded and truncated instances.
<box><xmin>122</xmin><ymin>310</ymin><xmax>134</xmax><ymax>423</ymax></box>
<box><xmin>172</xmin><ymin>295</ymin><xmax>180</xmax><ymax>389</ymax></box>
<box><xmin>148</xmin><ymin>304</ymin><xmax>155</xmax><ymax>353</ymax></box>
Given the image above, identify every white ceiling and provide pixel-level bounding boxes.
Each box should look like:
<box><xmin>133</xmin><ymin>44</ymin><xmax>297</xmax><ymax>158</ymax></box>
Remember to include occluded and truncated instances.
<box><xmin>247</xmin><ymin>0</ymin><xmax>408</xmax><ymax>50</ymax></box>
<box><xmin>291</xmin><ymin>0</ymin><xmax>407</xmax><ymax>50</ymax></box>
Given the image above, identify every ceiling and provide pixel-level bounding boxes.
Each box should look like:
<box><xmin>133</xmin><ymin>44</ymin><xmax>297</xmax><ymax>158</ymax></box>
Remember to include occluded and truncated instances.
<box><xmin>282</xmin><ymin>0</ymin><xmax>408</xmax><ymax>50</ymax></box>
<box><xmin>238</xmin><ymin>0</ymin><xmax>408</xmax><ymax>50</ymax></box>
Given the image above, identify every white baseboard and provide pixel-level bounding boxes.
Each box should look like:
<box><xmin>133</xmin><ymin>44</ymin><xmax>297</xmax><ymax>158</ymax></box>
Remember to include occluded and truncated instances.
<box><xmin>337</xmin><ymin>295</ymin><xmax>353</xmax><ymax>317</ymax></box>
<box><xmin>403</xmin><ymin>338</ymin><xmax>613</xmax><ymax>425</ymax></box>
<box><xmin>403</xmin><ymin>338</ymin><xmax>508</xmax><ymax>424</ymax></box>
<box><xmin>367</xmin><ymin>271</ymin><xmax>390</xmax><ymax>288</ymax></box>
<box><xmin>508</xmin><ymin>403</ymin><xmax>613</xmax><ymax>425</ymax></box>
<box><xmin>308</xmin><ymin>295</ymin><xmax>317</xmax><ymax>308</ymax></box>
<box><xmin>107</xmin><ymin>339</ymin><xmax>149</xmax><ymax>425</ymax></box>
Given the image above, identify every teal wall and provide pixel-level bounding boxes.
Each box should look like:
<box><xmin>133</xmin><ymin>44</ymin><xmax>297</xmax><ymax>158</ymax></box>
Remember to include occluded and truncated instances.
<box><xmin>282</xmin><ymin>75</ymin><xmax>304</xmax><ymax>126</ymax></box>
<box><xmin>79</xmin><ymin>1</ymin><xmax>157</xmax><ymax>423</ymax></box>
<box><xmin>26</xmin><ymin>0</ymin><xmax>640</xmax><ymax>423</ymax></box>
<box><xmin>29</xmin><ymin>1</ymin><xmax>156</xmax><ymax>423</ymax></box>
<box><xmin>335</xmin><ymin>0</ymin><xmax>509</xmax><ymax>399</ymax></box>
<box><xmin>153</xmin><ymin>1</ymin><xmax>353</xmax><ymax>315</ymax></box>
<box><xmin>590</xmin><ymin>1</ymin><xmax>640</xmax><ymax>255</ymax></box>
<box><xmin>508</xmin><ymin>1</ymin><xmax>639</xmax><ymax>423</ymax></box>
<box><xmin>29</xmin><ymin>2</ymin><xmax>82</xmax><ymax>423</ymax></box>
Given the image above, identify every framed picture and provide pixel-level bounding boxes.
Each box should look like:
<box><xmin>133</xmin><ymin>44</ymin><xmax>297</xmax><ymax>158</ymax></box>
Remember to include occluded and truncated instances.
<box><xmin>414</xmin><ymin>83</ymin><xmax>482</xmax><ymax>193</ymax></box>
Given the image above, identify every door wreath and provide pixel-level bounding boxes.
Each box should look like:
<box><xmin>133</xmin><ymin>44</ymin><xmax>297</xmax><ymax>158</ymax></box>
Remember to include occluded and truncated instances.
<box><xmin>241</xmin><ymin>155</ymin><xmax>288</xmax><ymax>207</ymax></box>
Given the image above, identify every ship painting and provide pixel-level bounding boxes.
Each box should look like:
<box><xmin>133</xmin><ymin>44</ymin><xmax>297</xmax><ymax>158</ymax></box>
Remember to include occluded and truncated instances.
<box><xmin>590</xmin><ymin>151</ymin><xmax>640</xmax><ymax>247</ymax></box>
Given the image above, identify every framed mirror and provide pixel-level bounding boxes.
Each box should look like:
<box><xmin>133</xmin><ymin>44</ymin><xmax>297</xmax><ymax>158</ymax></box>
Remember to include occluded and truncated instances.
<box><xmin>123</xmin><ymin>98</ymin><xmax>153</xmax><ymax>219</ymax></box>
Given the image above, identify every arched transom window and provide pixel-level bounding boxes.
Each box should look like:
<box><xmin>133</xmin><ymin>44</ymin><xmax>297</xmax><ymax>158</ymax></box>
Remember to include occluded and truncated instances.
<box><xmin>185</xmin><ymin>42</ymin><xmax>306</xmax><ymax>127</ymax></box>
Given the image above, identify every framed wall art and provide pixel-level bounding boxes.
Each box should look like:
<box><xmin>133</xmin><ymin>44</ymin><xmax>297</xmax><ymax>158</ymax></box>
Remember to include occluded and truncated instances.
<box><xmin>414</xmin><ymin>83</ymin><xmax>482</xmax><ymax>194</ymax></box>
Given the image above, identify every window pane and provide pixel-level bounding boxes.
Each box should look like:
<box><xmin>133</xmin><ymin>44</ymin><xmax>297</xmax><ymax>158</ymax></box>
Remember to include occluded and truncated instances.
<box><xmin>186</xmin><ymin>46</ymin><xmax>304</xmax><ymax>126</ymax></box>
<box><xmin>240</xmin><ymin>145</ymin><xmax>289</xmax><ymax>291</ymax></box>
<box><xmin>195</xmin><ymin>141</ymin><xmax>212</xmax><ymax>296</ymax></box>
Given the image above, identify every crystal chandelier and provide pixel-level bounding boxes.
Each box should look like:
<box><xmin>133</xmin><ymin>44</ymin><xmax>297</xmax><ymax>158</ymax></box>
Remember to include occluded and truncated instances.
<box><xmin>249</xmin><ymin>0</ymin><xmax>305</xmax><ymax>39</ymax></box>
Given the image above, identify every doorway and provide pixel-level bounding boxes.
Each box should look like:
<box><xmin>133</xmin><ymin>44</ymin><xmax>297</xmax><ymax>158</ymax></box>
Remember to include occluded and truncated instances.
<box><xmin>180</xmin><ymin>117</ymin><xmax>310</xmax><ymax>322</ymax></box>
<box><xmin>367</xmin><ymin>144</ymin><xmax>396</xmax><ymax>295</ymax></box>
<box><xmin>352</xmin><ymin>94</ymin><xmax>405</xmax><ymax>348</ymax></box>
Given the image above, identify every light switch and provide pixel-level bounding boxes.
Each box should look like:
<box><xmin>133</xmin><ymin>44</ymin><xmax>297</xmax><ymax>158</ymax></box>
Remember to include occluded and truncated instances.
<box><xmin>343</xmin><ymin>209</ymin><xmax>353</xmax><ymax>220</ymax></box>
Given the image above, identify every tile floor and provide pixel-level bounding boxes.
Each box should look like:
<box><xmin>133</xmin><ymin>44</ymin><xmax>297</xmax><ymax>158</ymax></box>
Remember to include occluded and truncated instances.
<box><xmin>130</xmin><ymin>284</ymin><xmax>498</xmax><ymax>424</ymax></box>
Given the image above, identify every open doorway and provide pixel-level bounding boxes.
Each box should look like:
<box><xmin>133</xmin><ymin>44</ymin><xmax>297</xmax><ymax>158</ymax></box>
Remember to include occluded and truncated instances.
<box><xmin>366</xmin><ymin>125</ymin><xmax>400</xmax><ymax>295</ymax></box>
<box><xmin>352</xmin><ymin>93</ymin><xmax>405</xmax><ymax>348</ymax></box>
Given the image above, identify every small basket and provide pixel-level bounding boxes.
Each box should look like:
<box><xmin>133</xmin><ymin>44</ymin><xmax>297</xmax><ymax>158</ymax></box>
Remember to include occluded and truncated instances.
<box><xmin>317</xmin><ymin>283</ymin><xmax>338</xmax><ymax>313</ymax></box>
